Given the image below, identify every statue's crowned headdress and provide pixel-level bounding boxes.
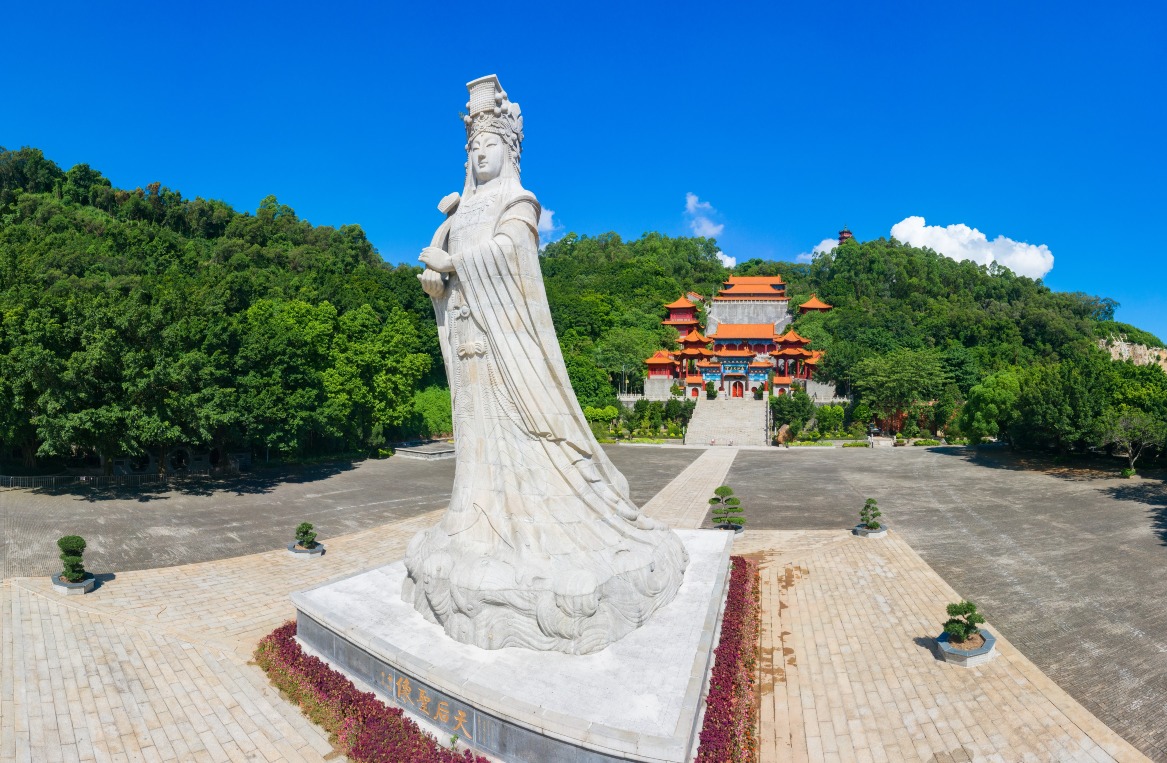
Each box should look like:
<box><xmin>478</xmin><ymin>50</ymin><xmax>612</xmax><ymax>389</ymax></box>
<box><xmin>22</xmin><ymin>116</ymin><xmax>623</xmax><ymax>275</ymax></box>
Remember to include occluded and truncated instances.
<box><xmin>463</xmin><ymin>74</ymin><xmax>523</xmax><ymax>171</ymax></box>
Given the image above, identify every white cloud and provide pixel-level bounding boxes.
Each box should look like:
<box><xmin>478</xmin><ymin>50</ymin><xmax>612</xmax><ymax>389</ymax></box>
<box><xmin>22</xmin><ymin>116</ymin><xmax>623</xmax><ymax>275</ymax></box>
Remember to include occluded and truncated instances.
<box><xmin>890</xmin><ymin>216</ymin><xmax>1054</xmax><ymax>278</ymax></box>
<box><xmin>537</xmin><ymin>207</ymin><xmax>564</xmax><ymax>250</ymax></box>
<box><xmin>795</xmin><ymin>238</ymin><xmax>837</xmax><ymax>263</ymax></box>
<box><xmin>537</xmin><ymin>207</ymin><xmax>558</xmax><ymax>234</ymax></box>
<box><xmin>692</xmin><ymin>217</ymin><xmax>725</xmax><ymax>237</ymax></box>
<box><xmin>715</xmin><ymin>250</ymin><xmax>736</xmax><ymax>268</ymax></box>
<box><xmin>684</xmin><ymin>192</ymin><xmax>724</xmax><ymax>238</ymax></box>
<box><xmin>684</xmin><ymin>192</ymin><xmax>712</xmax><ymax>215</ymax></box>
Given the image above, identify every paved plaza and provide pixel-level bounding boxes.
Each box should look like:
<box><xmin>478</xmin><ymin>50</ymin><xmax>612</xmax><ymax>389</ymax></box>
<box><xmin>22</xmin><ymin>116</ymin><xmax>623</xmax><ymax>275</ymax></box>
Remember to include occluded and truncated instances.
<box><xmin>0</xmin><ymin>446</ymin><xmax>700</xmax><ymax>579</ymax></box>
<box><xmin>0</xmin><ymin>444</ymin><xmax>1163</xmax><ymax>761</ymax></box>
<box><xmin>726</xmin><ymin>446</ymin><xmax>1167</xmax><ymax>760</ymax></box>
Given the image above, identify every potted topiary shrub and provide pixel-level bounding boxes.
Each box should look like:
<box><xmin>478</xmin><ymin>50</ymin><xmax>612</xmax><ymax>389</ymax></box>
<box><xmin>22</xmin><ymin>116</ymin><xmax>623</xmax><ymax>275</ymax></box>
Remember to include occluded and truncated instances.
<box><xmin>288</xmin><ymin>522</ymin><xmax>325</xmax><ymax>557</ymax></box>
<box><xmin>708</xmin><ymin>485</ymin><xmax>745</xmax><ymax>533</ymax></box>
<box><xmin>853</xmin><ymin>498</ymin><xmax>887</xmax><ymax>538</ymax></box>
<box><xmin>936</xmin><ymin>600</ymin><xmax>996</xmax><ymax>667</ymax></box>
<box><xmin>52</xmin><ymin>535</ymin><xmax>95</xmax><ymax>595</ymax></box>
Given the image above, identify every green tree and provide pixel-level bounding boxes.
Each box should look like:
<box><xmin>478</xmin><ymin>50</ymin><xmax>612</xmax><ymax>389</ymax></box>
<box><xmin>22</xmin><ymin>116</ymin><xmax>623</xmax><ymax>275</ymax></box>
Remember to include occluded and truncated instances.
<box><xmin>959</xmin><ymin>370</ymin><xmax>1020</xmax><ymax>444</ymax></box>
<box><xmin>708</xmin><ymin>485</ymin><xmax>744</xmax><ymax>529</ymax></box>
<box><xmin>1095</xmin><ymin>406</ymin><xmax>1167</xmax><ymax>471</ymax></box>
<box><xmin>852</xmin><ymin>349</ymin><xmax>951</xmax><ymax>430</ymax></box>
<box><xmin>816</xmin><ymin>404</ymin><xmax>845</xmax><ymax>434</ymax></box>
<box><xmin>770</xmin><ymin>388</ymin><xmax>815</xmax><ymax>434</ymax></box>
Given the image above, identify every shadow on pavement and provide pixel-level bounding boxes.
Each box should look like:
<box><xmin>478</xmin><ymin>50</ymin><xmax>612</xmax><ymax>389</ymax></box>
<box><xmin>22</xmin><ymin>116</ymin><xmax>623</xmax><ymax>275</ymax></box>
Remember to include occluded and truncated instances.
<box><xmin>28</xmin><ymin>460</ymin><xmax>360</xmax><ymax>503</ymax></box>
<box><xmin>1101</xmin><ymin>480</ymin><xmax>1167</xmax><ymax>548</ymax></box>
<box><xmin>929</xmin><ymin>443</ymin><xmax>1165</xmax><ymax>483</ymax></box>
<box><xmin>913</xmin><ymin>636</ymin><xmax>942</xmax><ymax>661</ymax></box>
<box><xmin>92</xmin><ymin>572</ymin><xmax>116</xmax><ymax>590</ymax></box>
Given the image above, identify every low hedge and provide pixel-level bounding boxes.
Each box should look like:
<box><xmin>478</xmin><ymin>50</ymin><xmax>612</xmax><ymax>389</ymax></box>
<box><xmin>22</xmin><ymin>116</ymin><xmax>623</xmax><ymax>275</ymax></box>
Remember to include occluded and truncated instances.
<box><xmin>696</xmin><ymin>556</ymin><xmax>760</xmax><ymax>763</ymax></box>
<box><xmin>912</xmin><ymin>439</ymin><xmax>942</xmax><ymax>446</ymax></box>
<box><xmin>255</xmin><ymin>622</ymin><xmax>487</xmax><ymax>763</ymax></box>
<box><xmin>842</xmin><ymin>442</ymin><xmax>870</xmax><ymax>448</ymax></box>
<box><xmin>789</xmin><ymin>441</ymin><xmax>833</xmax><ymax>447</ymax></box>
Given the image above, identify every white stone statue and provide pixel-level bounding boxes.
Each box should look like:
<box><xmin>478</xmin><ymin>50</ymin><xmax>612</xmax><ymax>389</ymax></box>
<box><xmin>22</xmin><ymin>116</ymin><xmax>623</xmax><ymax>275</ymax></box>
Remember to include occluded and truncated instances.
<box><xmin>403</xmin><ymin>75</ymin><xmax>688</xmax><ymax>655</ymax></box>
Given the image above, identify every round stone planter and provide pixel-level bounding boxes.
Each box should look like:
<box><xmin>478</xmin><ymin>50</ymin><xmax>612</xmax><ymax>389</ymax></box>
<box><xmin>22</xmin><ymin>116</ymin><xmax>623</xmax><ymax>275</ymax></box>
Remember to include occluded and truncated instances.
<box><xmin>288</xmin><ymin>542</ymin><xmax>325</xmax><ymax>557</ymax></box>
<box><xmin>51</xmin><ymin>573</ymin><xmax>95</xmax><ymax>596</ymax></box>
<box><xmin>716</xmin><ymin>523</ymin><xmax>745</xmax><ymax>534</ymax></box>
<box><xmin>936</xmin><ymin>629</ymin><xmax>997</xmax><ymax>667</ymax></box>
<box><xmin>853</xmin><ymin>524</ymin><xmax>888</xmax><ymax>538</ymax></box>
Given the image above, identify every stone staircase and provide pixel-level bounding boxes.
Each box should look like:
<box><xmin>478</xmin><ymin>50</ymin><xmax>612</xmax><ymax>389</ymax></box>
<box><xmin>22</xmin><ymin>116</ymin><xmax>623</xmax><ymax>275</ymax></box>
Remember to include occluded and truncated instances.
<box><xmin>684</xmin><ymin>395</ymin><xmax>769</xmax><ymax>446</ymax></box>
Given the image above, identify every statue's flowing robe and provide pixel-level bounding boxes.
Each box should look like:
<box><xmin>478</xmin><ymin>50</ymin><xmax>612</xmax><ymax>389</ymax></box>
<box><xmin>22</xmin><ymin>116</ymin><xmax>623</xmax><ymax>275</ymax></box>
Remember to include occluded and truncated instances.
<box><xmin>404</xmin><ymin>179</ymin><xmax>687</xmax><ymax>654</ymax></box>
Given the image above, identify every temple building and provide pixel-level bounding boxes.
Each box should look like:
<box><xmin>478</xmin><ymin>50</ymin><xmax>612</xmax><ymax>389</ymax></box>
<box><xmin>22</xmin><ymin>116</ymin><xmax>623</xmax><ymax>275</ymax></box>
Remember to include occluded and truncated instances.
<box><xmin>704</xmin><ymin>275</ymin><xmax>792</xmax><ymax>335</ymax></box>
<box><xmin>661</xmin><ymin>296</ymin><xmax>699</xmax><ymax>338</ymax></box>
<box><xmin>798</xmin><ymin>294</ymin><xmax>833</xmax><ymax>314</ymax></box>
<box><xmin>643</xmin><ymin>282</ymin><xmax>832</xmax><ymax>400</ymax></box>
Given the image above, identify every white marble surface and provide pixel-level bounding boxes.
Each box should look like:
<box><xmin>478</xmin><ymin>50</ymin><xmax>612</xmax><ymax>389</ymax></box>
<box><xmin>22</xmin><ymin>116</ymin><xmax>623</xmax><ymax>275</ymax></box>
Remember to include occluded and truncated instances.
<box><xmin>405</xmin><ymin>74</ymin><xmax>688</xmax><ymax>655</ymax></box>
<box><xmin>293</xmin><ymin>530</ymin><xmax>732</xmax><ymax>760</ymax></box>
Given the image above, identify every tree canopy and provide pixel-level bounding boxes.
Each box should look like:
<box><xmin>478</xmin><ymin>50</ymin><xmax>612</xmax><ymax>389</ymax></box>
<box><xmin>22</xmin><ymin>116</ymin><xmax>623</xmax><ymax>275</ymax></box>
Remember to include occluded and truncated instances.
<box><xmin>0</xmin><ymin>147</ymin><xmax>434</xmax><ymax>468</ymax></box>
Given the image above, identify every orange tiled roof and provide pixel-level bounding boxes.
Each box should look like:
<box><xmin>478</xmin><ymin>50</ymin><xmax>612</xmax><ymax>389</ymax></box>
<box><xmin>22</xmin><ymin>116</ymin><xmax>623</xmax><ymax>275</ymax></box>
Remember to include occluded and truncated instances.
<box><xmin>662</xmin><ymin>317</ymin><xmax>699</xmax><ymax>326</ymax></box>
<box><xmin>664</xmin><ymin>296</ymin><xmax>695</xmax><ymax>309</ymax></box>
<box><xmin>678</xmin><ymin>347</ymin><xmax>708</xmax><ymax>357</ymax></box>
<box><xmin>680</xmin><ymin>328</ymin><xmax>709</xmax><ymax>344</ymax></box>
<box><xmin>713</xmin><ymin>276</ymin><xmax>788</xmax><ymax>301</ymax></box>
<box><xmin>695</xmin><ymin>360</ymin><xmax>719</xmax><ymax>368</ymax></box>
<box><xmin>725</xmin><ymin>275</ymin><xmax>786</xmax><ymax>285</ymax></box>
<box><xmin>645</xmin><ymin>350</ymin><xmax>676</xmax><ymax>365</ymax></box>
<box><xmin>772</xmin><ymin>376</ymin><xmax>794</xmax><ymax>385</ymax></box>
<box><xmin>749</xmin><ymin>360</ymin><xmax>773</xmax><ymax>368</ymax></box>
<box><xmin>707</xmin><ymin>323</ymin><xmax>778</xmax><ymax>340</ymax></box>
<box><xmin>770</xmin><ymin>347</ymin><xmax>804</xmax><ymax>357</ymax></box>
<box><xmin>684</xmin><ymin>375</ymin><xmax>705</xmax><ymax>384</ymax></box>
<box><xmin>799</xmin><ymin>294</ymin><xmax>833</xmax><ymax>310</ymax></box>
<box><xmin>776</xmin><ymin>329</ymin><xmax>810</xmax><ymax>345</ymax></box>
<box><xmin>715</xmin><ymin>349</ymin><xmax>757</xmax><ymax>357</ymax></box>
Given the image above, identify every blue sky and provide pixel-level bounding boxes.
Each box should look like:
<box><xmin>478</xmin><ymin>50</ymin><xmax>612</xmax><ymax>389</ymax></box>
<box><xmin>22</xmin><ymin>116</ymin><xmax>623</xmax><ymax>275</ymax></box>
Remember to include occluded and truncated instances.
<box><xmin>4</xmin><ymin>1</ymin><xmax>1165</xmax><ymax>340</ymax></box>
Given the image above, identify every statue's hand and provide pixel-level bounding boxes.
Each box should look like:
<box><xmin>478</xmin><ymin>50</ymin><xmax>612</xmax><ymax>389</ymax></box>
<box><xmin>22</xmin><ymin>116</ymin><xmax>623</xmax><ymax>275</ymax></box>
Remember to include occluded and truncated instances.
<box><xmin>419</xmin><ymin>246</ymin><xmax>455</xmax><ymax>273</ymax></box>
<box><xmin>418</xmin><ymin>269</ymin><xmax>446</xmax><ymax>298</ymax></box>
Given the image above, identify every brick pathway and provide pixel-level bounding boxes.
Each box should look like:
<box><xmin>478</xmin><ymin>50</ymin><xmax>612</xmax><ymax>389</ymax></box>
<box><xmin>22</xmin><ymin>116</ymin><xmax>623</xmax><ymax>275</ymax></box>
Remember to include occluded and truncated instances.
<box><xmin>735</xmin><ymin>529</ymin><xmax>1150</xmax><ymax>763</ymax></box>
<box><xmin>641</xmin><ymin>447</ymin><xmax>738</xmax><ymax>528</ymax></box>
<box><xmin>0</xmin><ymin>447</ymin><xmax>1153</xmax><ymax>762</ymax></box>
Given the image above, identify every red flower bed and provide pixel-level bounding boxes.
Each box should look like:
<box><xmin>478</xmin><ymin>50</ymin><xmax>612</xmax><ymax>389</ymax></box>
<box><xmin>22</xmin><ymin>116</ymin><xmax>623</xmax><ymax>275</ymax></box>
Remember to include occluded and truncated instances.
<box><xmin>696</xmin><ymin>555</ymin><xmax>761</xmax><ymax>763</ymax></box>
<box><xmin>254</xmin><ymin>621</ymin><xmax>488</xmax><ymax>763</ymax></box>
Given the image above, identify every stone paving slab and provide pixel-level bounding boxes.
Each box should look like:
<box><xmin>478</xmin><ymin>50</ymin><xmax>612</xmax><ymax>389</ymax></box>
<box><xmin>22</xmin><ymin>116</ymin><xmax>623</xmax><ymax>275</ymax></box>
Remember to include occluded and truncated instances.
<box><xmin>0</xmin><ymin>446</ymin><xmax>699</xmax><ymax>580</ymax></box>
<box><xmin>0</xmin><ymin>445</ymin><xmax>1155</xmax><ymax>762</ymax></box>
<box><xmin>640</xmin><ymin>447</ymin><xmax>738</xmax><ymax>528</ymax></box>
<box><xmin>726</xmin><ymin>447</ymin><xmax>1167</xmax><ymax>760</ymax></box>
<box><xmin>733</xmin><ymin>529</ymin><xmax>1151</xmax><ymax>763</ymax></box>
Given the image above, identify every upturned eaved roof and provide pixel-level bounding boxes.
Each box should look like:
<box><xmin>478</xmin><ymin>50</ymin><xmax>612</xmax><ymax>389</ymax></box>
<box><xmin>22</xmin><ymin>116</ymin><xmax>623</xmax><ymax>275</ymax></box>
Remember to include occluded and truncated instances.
<box><xmin>684</xmin><ymin>375</ymin><xmax>705</xmax><ymax>384</ymax></box>
<box><xmin>664</xmin><ymin>296</ymin><xmax>696</xmax><ymax>309</ymax></box>
<box><xmin>713</xmin><ymin>276</ymin><xmax>788</xmax><ymax>301</ymax></box>
<box><xmin>707</xmin><ymin>323</ymin><xmax>778</xmax><ymax>340</ymax></box>
<box><xmin>799</xmin><ymin>294</ymin><xmax>833</xmax><ymax>310</ymax></box>
<box><xmin>680</xmin><ymin>328</ymin><xmax>710</xmax><ymax>344</ymax></box>
<box><xmin>776</xmin><ymin>329</ymin><xmax>810</xmax><ymax>345</ymax></box>
<box><xmin>645</xmin><ymin>350</ymin><xmax>676</xmax><ymax>365</ymax></box>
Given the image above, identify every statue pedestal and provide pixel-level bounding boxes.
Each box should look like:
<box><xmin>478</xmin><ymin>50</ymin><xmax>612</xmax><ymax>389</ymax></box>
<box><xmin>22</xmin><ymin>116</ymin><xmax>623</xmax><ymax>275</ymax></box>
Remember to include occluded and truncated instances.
<box><xmin>291</xmin><ymin>530</ymin><xmax>733</xmax><ymax>763</ymax></box>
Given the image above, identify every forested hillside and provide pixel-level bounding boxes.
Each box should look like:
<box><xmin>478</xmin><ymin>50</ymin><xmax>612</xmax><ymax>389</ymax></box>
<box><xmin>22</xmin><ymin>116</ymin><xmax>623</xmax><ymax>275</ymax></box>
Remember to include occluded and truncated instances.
<box><xmin>544</xmin><ymin>232</ymin><xmax>1167</xmax><ymax>465</ymax></box>
<box><xmin>0</xmin><ymin>147</ymin><xmax>440</xmax><ymax>469</ymax></box>
<box><xmin>2</xmin><ymin>146</ymin><xmax>1163</xmax><ymax>472</ymax></box>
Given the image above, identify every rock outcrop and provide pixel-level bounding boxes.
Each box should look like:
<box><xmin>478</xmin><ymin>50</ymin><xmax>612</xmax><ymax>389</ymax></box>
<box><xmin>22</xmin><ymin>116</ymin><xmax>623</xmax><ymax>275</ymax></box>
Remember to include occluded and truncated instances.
<box><xmin>1099</xmin><ymin>338</ymin><xmax>1167</xmax><ymax>374</ymax></box>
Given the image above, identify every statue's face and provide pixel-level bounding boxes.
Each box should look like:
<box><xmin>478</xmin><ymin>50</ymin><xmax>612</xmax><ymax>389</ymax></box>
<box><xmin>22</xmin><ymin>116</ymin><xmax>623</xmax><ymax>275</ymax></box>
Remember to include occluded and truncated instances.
<box><xmin>470</xmin><ymin>132</ymin><xmax>505</xmax><ymax>183</ymax></box>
